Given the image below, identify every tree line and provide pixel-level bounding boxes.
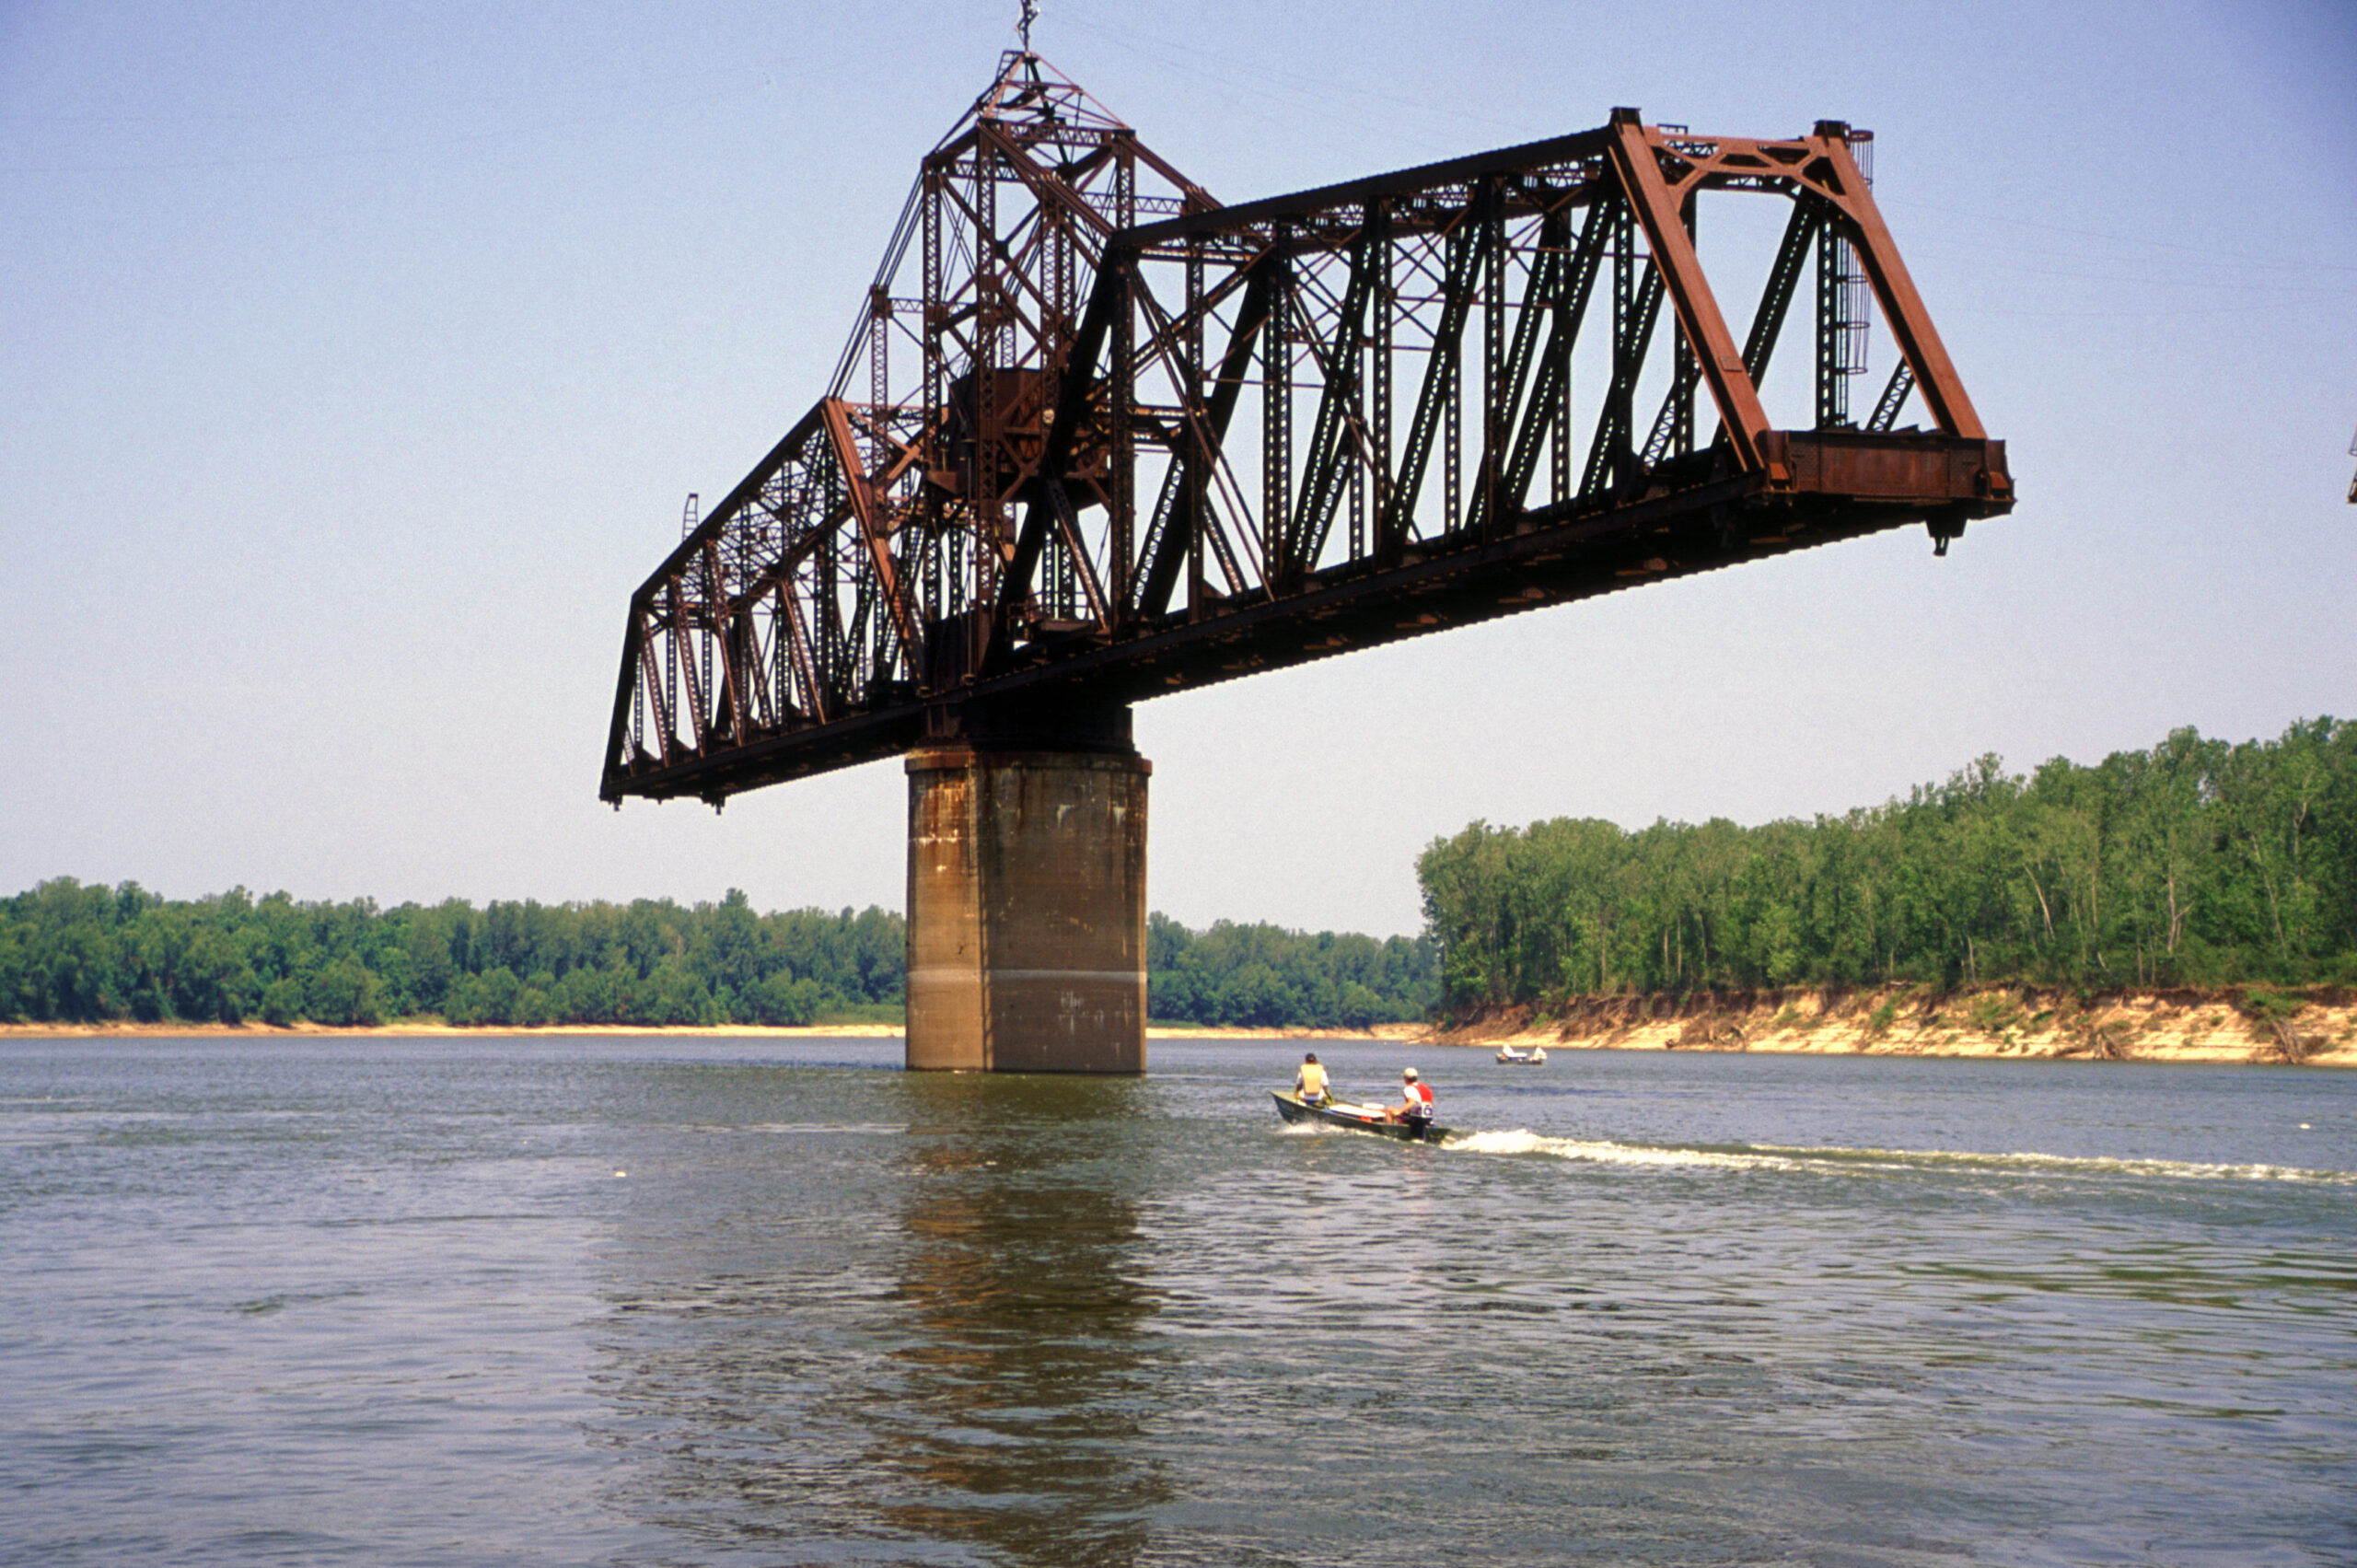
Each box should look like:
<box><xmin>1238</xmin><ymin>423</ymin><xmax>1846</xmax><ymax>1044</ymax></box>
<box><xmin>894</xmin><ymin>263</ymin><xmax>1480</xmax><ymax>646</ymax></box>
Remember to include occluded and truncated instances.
<box><xmin>1147</xmin><ymin>914</ymin><xmax>1436</xmax><ymax>1028</ymax></box>
<box><xmin>0</xmin><ymin>886</ymin><xmax>905</xmax><ymax>1028</ymax></box>
<box><xmin>0</xmin><ymin>883</ymin><xmax>1438</xmax><ymax>1029</ymax></box>
<box><xmin>1417</xmin><ymin>719</ymin><xmax>2357</xmax><ymax>1011</ymax></box>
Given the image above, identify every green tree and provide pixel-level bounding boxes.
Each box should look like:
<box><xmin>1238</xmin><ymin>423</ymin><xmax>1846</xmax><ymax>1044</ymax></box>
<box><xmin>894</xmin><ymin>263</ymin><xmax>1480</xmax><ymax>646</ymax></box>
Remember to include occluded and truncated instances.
<box><xmin>307</xmin><ymin>957</ymin><xmax>383</xmax><ymax>1027</ymax></box>
<box><xmin>259</xmin><ymin>976</ymin><xmax>306</xmax><ymax>1027</ymax></box>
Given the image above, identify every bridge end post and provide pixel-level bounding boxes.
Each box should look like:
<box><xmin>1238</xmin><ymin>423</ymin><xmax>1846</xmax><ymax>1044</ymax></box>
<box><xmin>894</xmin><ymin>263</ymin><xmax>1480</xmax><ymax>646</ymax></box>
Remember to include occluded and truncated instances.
<box><xmin>905</xmin><ymin>725</ymin><xmax>1150</xmax><ymax>1073</ymax></box>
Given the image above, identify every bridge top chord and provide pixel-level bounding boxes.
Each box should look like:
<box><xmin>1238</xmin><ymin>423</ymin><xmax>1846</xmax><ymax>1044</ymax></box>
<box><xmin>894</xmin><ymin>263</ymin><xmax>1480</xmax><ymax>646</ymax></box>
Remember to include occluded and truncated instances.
<box><xmin>603</xmin><ymin>52</ymin><xmax>2012</xmax><ymax>806</ymax></box>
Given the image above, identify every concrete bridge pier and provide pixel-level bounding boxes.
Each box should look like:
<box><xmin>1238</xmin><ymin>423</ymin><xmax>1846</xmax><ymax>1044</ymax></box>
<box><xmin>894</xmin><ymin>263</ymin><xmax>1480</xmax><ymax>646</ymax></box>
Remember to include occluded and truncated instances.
<box><xmin>904</xmin><ymin>704</ymin><xmax>1148</xmax><ymax>1073</ymax></box>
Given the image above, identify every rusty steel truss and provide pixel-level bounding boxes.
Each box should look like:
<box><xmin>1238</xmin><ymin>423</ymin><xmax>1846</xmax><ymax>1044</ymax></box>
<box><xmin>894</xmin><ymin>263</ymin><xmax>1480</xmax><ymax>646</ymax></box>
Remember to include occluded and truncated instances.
<box><xmin>603</xmin><ymin>52</ymin><xmax>2012</xmax><ymax>805</ymax></box>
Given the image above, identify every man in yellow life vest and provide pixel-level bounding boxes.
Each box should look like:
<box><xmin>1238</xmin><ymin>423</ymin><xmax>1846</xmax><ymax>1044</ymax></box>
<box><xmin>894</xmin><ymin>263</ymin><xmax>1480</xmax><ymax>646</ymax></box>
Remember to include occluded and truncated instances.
<box><xmin>1294</xmin><ymin>1052</ymin><xmax>1330</xmax><ymax>1106</ymax></box>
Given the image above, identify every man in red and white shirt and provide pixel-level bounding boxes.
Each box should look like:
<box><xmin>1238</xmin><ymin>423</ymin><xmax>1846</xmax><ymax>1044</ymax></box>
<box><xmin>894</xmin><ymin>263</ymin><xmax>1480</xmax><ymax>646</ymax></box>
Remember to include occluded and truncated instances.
<box><xmin>1390</xmin><ymin>1067</ymin><xmax>1434</xmax><ymax>1127</ymax></box>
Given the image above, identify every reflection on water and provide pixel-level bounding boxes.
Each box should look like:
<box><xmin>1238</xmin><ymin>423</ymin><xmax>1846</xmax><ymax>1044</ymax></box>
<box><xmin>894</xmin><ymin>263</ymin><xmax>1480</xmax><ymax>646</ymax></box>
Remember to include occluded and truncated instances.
<box><xmin>870</xmin><ymin>1074</ymin><xmax>1166</xmax><ymax>1564</ymax></box>
<box><xmin>590</xmin><ymin>1067</ymin><xmax>1168</xmax><ymax>1564</ymax></box>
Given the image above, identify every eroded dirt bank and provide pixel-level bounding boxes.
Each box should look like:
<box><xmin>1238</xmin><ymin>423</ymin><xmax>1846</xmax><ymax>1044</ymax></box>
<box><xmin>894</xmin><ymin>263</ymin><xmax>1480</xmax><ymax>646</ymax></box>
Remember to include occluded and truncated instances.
<box><xmin>1431</xmin><ymin>986</ymin><xmax>2357</xmax><ymax>1067</ymax></box>
<box><xmin>10</xmin><ymin>1001</ymin><xmax>2351</xmax><ymax>1065</ymax></box>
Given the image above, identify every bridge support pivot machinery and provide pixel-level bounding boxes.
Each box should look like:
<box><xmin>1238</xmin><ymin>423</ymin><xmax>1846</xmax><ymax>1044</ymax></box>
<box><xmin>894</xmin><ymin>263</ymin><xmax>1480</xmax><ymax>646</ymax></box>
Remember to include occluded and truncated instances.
<box><xmin>599</xmin><ymin>53</ymin><xmax>2014</xmax><ymax>1073</ymax></box>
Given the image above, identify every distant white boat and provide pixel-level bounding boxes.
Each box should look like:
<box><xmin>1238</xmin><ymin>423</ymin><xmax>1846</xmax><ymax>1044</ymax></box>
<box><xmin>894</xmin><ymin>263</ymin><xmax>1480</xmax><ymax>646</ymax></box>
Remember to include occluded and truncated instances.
<box><xmin>1495</xmin><ymin>1044</ymin><xmax>1548</xmax><ymax>1065</ymax></box>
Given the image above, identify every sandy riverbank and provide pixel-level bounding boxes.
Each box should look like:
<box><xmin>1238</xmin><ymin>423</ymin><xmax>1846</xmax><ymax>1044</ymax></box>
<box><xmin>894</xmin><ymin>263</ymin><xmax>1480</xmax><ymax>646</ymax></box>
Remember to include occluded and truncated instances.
<box><xmin>9</xmin><ymin>996</ymin><xmax>2351</xmax><ymax>1065</ymax></box>
<box><xmin>1429</xmin><ymin>986</ymin><xmax>2357</xmax><ymax>1068</ymax></box>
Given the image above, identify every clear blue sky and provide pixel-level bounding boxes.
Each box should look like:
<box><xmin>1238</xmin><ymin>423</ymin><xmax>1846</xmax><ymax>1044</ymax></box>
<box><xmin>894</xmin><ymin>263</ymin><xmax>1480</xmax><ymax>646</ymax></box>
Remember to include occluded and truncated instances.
<box><xmin>4</xmin><ymin>0</ymin><xmax>2352</xmax><ymax>937</ymax></box>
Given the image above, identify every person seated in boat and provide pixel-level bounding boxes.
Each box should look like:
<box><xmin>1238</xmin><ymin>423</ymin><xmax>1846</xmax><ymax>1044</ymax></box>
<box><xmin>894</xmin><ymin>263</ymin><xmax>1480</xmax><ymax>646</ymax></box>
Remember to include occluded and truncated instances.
<box><xmin>1295</xmin><ymin>1051</ymin><xmax>1330</xmax><ymax>1106</ymax></box>
<box><xmin>1387</xmin><ymin>1066</ymin><xmax>1434</xmax><ymax>1127</ymax></box>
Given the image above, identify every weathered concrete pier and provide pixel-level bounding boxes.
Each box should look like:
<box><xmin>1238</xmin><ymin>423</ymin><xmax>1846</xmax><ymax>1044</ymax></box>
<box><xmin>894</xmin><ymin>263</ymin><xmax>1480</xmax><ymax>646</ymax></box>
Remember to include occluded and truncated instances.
<box><xmin>905</xmin><ymin>730</ymin><xmax>1149</xmax><ymax>1073</ymax></box>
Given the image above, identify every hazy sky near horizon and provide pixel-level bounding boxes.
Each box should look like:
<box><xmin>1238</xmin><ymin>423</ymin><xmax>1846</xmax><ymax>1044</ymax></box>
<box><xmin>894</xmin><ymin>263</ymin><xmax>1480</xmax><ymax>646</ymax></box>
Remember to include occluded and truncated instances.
<box><xmin>4</xmin><ymin>0</ymin><xmax>2352</xmax><ymax>937</ymax></box>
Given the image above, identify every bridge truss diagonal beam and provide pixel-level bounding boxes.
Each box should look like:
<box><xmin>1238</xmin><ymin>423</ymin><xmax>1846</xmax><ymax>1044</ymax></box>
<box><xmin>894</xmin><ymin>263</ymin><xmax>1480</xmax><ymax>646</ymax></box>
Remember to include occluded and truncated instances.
<box><xmin>603</xmin><ymin>57</ymin><xmax>2013</xmax><ymax>806</ymax></box>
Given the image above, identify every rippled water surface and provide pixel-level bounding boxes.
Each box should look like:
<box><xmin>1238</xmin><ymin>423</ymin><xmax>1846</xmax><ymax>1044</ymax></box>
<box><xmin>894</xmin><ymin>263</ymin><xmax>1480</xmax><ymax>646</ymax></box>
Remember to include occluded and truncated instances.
<box><xmin>3</xmin><ymin>1037</ymin><xmax>2352</xmax><ymax>1566</ymax></box>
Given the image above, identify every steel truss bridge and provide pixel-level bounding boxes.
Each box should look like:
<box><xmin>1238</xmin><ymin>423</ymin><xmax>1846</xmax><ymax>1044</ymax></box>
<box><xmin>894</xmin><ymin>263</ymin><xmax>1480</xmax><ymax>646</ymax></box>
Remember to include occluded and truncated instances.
<box><xmin>601</xmin><ymin>52</ymin><xmax>2012</xmax><ymax>807</ymax></box>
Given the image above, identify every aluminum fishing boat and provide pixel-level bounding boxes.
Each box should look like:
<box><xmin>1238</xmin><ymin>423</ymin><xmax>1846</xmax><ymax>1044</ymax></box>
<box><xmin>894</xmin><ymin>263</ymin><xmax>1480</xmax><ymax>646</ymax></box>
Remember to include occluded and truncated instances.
<box><xmin>1271</xmin><ymin>1090</ymin><xmax>1451</xmax><ymax>1143</ymax></box>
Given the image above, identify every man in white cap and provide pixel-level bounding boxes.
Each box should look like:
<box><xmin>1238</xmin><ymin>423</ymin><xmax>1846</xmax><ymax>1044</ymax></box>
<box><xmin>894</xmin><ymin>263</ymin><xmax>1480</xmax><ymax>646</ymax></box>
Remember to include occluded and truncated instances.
<box><xmin>1388</xmin><ymin>1066</ymin><xmax>1434</xmax><ymax>1129</ymax></box>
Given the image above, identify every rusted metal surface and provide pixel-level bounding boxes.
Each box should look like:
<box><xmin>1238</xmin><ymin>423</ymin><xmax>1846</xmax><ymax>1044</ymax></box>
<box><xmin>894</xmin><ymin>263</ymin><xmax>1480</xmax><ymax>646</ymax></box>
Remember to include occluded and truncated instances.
<box><xmin>905</xmin><ymin>747</ymin><xmax>1150</xmax><ymax>1072</ymax></box>
<box><xmin>602</xmin><ymin>54</ymin><xmax>2013</xmax><ymax>806</ymax></box>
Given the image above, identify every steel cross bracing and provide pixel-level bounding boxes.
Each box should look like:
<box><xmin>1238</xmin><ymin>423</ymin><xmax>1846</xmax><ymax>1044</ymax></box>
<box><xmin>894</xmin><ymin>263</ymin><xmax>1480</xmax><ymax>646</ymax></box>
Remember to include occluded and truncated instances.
<box><xmin>603</xmin><ymin>57</ymin><xmax>2012</xmax><ymax>805</ymax></box>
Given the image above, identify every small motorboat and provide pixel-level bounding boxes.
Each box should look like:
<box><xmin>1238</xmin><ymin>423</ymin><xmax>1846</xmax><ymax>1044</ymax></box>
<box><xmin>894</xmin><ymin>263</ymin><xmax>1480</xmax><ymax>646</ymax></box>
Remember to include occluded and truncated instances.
<box><xmin>1271</xmin><ymin>1090</ymin><xmax>1451</xmax><ymax>1143</ymax></box>
<box><xmin>1495</xmin><ymin>1045</ymin><xmax>1548</xmax><ymax>1064</ymax></box>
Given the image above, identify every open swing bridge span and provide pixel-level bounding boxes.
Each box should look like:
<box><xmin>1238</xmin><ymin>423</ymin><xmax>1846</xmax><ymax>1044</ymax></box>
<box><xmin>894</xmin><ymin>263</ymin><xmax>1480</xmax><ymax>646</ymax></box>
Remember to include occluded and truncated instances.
<box><xmin>601</xmin><ymin>54</ymin><xmax>2012</xmax><ymax>806</ymax></box>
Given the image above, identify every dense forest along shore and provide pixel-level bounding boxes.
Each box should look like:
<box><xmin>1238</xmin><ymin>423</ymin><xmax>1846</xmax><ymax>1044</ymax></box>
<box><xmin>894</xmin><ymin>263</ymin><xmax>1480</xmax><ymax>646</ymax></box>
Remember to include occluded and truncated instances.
<box><xmin>0</xmin><ymin>886</ymin><xmax>1434</xmax><ymax>1034</ymax></box>
<box><xmin>1438</xmin><ymin>985</ymin><xmax>2357</xmax><ymax>1067</ymax></box>
<box><xmin>1422</xmin><ymin>722</ymin><xmax>2355</xmax><ymax>1007</ymax></box>
<box><xmin>9</xmin><ymin>719</ymin><xmax>2351</xmax><ymax>1059</ymax></box>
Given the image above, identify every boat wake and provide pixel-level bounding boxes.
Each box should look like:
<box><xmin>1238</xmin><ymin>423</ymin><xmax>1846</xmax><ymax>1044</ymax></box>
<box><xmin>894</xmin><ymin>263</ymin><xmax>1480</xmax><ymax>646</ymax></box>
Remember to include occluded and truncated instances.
<box><xmin>1445</xmin><ymin>1130</ymin><xmax>1805</xmax><ymax>1170</ymax></box>
<box><xmin>1747</xmin><ymin>1141</ymin><xmax>2357</xmax><ymax>1185</ymax></box>
<box><xmin>1443</xmin><ymin>1130</ymin><xmax>2354</xmax><ymax>1184</ymax></box>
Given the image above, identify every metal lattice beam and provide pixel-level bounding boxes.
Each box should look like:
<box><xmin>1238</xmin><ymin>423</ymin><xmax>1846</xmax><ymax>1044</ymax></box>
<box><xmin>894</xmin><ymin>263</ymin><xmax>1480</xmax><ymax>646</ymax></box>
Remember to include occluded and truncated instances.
<box><xmin>602</xmin><ymin>58</ymin><xmax>2012</xmax><ymax>805</ymax></box>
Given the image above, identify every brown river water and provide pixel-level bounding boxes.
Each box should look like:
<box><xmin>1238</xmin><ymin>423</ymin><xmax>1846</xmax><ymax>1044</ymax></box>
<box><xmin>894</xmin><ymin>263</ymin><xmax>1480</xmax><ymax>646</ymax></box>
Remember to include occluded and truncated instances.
<box><xmin>3</xmin><ymin>1035</ymin><xmax>2352</xmax><ymax>1566</ymax></box>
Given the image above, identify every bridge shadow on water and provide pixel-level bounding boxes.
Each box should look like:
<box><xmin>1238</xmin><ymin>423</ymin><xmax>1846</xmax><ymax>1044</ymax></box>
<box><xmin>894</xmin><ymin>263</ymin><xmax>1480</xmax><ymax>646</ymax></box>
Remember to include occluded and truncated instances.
<box><xmin>590</xmin><ymin>1064</ymin><xmax>1169</xmax><ymax>1567</ymax></box>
